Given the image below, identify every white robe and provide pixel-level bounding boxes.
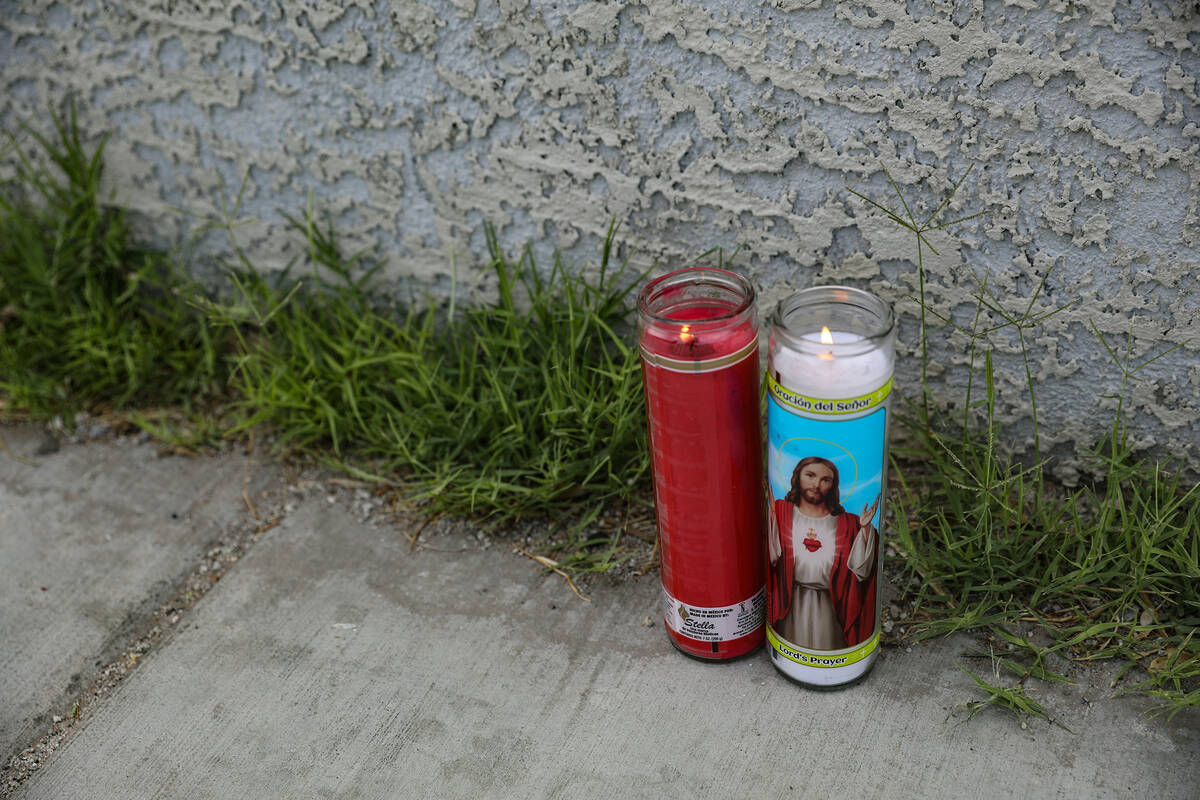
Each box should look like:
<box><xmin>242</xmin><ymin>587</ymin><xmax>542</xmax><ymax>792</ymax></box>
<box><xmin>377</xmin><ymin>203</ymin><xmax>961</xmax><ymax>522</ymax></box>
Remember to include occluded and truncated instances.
<box><xmin>776</xmin><ymin>510</ymin><xmax>875</xmax><ymax>650</ymax></box>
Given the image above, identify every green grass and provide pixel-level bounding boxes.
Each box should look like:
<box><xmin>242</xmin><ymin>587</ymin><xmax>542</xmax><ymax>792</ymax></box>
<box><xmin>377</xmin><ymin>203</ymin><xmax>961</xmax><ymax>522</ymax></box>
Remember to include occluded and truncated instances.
<box><xmin>949</xmin><ymin>659</ymin><xmax>1072</xmax><ymax>732</ymax></box>
<box><xmin>196</xmin><ymin>197</ymin><xmax>650</xmax><ymax>543</ymax></box>
<box><xmin>1123</xmin><ymin>631</ymin><xmax>1200</xmax><ymax>721</ymax></box>
<box><xmin>0</xmin><ymin>102</ymin><xmax>225</xmax><ymax>421</ymax></box>
<box><xmin>852</xmin><ymin>167</ymin><xmax>1200</xmax><ymax>723</ymax></box>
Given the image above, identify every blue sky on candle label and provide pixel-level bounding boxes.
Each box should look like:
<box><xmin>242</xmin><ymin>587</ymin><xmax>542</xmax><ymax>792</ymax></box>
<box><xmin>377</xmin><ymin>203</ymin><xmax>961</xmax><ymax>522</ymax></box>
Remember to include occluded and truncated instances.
<box><xmin>767</xmin><ymin>399</ymin><xmax>888</xmax><ymax>527</ymax></box>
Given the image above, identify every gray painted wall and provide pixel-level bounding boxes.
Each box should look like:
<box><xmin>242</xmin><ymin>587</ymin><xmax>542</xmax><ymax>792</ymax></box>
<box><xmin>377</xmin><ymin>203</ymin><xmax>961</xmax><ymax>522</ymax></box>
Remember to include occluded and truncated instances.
<box><xmin>2</xmin><ymin>0</ymin><xmax>1198</xmax><ymax>476</ymax></box>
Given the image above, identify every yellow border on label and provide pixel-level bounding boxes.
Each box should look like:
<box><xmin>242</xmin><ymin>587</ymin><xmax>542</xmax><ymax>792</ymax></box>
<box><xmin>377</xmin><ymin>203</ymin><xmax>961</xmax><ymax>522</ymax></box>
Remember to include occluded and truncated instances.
<box><xmin>767</xmin><ymin>626</ymin><xmax>880</xmax><ymax>668</ymax></box>
<box><xmin>768</xmin><ymin>374</ymin><xmax>893</xmax><ymax>416</ymax></box>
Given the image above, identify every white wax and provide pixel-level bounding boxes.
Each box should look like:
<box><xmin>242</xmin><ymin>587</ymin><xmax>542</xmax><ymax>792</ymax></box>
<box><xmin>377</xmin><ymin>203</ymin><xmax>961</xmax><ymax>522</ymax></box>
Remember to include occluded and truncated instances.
<box><xmin>772</xmin><ymin>330</ymin><xmax>892</xmax><ymax>399</ymax></box>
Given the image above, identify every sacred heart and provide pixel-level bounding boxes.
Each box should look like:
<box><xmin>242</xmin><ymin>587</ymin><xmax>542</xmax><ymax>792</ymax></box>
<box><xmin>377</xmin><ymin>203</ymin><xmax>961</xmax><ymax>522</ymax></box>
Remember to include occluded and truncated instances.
<box><xmin>802</xmin><ymin>537</ymin><xmax>821</xmax><ymax>552</ymax></box>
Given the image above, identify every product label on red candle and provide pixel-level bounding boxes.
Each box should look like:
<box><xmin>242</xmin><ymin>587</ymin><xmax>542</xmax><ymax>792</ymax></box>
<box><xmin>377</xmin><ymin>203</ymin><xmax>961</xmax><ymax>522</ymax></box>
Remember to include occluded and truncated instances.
<box><xmin>662</xmin><ymin>587</ymin><xmax>766</xmax><ymax>643</ymax></box>
<box><xmin>764</xmin><ymin>375</ymin><xmax>891</xmax><ymax>669</ymax></box>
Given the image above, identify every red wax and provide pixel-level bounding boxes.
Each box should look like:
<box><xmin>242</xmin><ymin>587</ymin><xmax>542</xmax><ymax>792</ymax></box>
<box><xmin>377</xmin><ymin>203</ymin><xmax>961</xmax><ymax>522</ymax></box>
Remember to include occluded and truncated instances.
<box><xmin>640</xmin><ymin>297</ymin><xmax>766</xmax><ymax>660</ymax></box>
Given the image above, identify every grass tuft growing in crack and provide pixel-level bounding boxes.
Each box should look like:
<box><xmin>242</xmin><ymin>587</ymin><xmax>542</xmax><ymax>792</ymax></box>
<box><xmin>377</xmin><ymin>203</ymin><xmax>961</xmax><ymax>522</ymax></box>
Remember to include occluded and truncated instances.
<box><xmin>0</xmin><ymin>101</ymin><xmax>224</xmax><ymax>421</ymax></box>
<box><xmin>1120</xmin><ymin>631</ymin><xmax>1200</xmax><ymax>721</ymax></box>
<box><xmin>950</xmin><ymin>659</ymin><xmax>1072</xmax><ymax>732</ymax></box>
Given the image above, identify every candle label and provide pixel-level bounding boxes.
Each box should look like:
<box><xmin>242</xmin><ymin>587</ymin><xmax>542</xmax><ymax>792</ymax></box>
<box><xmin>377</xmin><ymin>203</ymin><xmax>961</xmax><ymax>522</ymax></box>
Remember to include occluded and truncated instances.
<box><xmin>767</xmin><ymin>374</ymin><xmax>893</xmax><ymax>417</ymax></box>
<box><xmin>763</xmin><ymin>374</ymin><xmax>891</xmax><ymax>668</ymax></box>
<box><xmin>662</xmin><ymin>586</ymin><xmax>767</xmax><ymax>643</ymax></box>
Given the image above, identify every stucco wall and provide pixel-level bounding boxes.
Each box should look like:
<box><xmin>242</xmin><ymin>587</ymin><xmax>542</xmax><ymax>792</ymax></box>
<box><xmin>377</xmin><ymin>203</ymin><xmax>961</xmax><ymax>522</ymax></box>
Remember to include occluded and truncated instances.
<box><xmin>2</xmin><ymin>1</ymin><xmax>1198</xmax><ymax>476</ymax></box>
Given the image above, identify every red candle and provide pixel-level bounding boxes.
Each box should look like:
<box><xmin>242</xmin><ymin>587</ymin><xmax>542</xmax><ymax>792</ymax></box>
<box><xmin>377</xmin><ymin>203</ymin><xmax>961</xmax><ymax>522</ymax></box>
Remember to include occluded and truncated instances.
<box><xmin>637</xmin><ymin>268</ymin><xmax>767</xmax><ymax>660</ymax></box>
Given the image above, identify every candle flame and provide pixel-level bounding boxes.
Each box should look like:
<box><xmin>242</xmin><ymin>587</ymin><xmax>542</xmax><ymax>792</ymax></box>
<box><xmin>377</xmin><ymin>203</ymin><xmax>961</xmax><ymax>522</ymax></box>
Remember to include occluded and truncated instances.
<box><xmin>680</xmin><ymin>324</ymin><xmax>694</xmax><ymax>344</ymax></box>
<box><xmin>819</xmin><ymin>326</ymin><xmax>834</xmax><ymax>360</ymax></box>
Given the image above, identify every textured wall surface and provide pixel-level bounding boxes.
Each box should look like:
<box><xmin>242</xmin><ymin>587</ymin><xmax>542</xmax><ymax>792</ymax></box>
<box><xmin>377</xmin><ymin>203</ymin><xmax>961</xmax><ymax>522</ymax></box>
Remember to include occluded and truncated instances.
<box><xmin>1</xmin><ymin>0</ymin><xmax>1198</xmax><ymax>475</ymax></box>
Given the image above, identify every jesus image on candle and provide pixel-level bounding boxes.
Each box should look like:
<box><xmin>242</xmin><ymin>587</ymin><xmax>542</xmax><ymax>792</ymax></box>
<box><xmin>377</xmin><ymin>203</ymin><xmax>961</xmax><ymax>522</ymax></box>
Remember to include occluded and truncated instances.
<box><xmin>767</xmin><ymin>457</ymin><xmax>879</xmax><ymax>650</ymax></box>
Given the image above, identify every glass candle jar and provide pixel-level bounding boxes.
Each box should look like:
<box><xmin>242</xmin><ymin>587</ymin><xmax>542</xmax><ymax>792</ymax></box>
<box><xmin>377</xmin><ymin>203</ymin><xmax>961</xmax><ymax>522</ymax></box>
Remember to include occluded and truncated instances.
<box><xmin>764</xmin><ymin>286</ymin><xmax>895</xmax><ymax>686</ymax></box>
<box><xmin>637</xmin><ymin>267</ymin><xmax>767</xmax><ymax>661</ymax></box>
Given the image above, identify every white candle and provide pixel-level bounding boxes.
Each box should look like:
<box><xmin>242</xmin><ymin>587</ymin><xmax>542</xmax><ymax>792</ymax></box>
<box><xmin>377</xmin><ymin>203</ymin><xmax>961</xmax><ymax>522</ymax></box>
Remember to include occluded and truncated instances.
<box><xmin>771</xmin><ymin>327</ymin><xmax>892</xmax><ymax>402</ymax></box>
<box><xmin>772</xmin><ymin>326</ymin><xmax>897</xmax><ymax>402</ymax></box>
<box><xmin>763</xmin><ymin>286</ymin><xmax>896</xmax><ymax>689</ymax></box>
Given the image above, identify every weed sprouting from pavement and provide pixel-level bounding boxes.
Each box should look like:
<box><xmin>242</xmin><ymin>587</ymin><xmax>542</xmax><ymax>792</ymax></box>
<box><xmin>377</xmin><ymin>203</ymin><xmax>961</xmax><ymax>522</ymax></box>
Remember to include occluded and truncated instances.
<box><xmin>1120</xmin><ymin>631</ymin><xmax>1200</xmax><ymax>721</ymax></box>
<box><xmin>950</xmin><ymin>659</ymin><xmax>1072</xmax><ymax>733</ymax></box>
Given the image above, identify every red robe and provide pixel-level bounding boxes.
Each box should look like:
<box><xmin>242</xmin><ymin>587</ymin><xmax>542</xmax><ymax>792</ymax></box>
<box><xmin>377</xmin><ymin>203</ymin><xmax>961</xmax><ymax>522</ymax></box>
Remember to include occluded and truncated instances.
<box><xmin>768</xmin><ymin>499</ymin><xmax>877</xmax><ymax>648</ymax></box>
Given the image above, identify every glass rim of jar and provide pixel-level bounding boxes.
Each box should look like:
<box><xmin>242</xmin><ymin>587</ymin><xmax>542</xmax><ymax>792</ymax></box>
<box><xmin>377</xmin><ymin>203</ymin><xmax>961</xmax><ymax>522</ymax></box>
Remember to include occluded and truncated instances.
<box><xmin>771</xmin><ymin>285</ymin><xmax>895</xmax><ymax>356</ymax></box>
<box><xmin>637</xmin><ymin>267</ymin><xmax>755</xmax><ymax>328</ymax></box>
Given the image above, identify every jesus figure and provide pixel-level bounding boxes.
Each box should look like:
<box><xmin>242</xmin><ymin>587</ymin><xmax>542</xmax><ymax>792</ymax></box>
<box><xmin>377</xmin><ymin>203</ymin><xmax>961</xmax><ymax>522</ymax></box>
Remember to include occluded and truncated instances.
<box><xmin>767</xmin><ymin>456</ymin><xmax>879</xmax><ymax>650</ymax></box>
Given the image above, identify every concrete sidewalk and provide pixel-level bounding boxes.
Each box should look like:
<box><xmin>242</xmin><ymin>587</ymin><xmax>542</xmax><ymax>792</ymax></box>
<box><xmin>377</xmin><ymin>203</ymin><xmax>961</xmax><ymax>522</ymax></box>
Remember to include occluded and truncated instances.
<box><xmin>0</xmin><ymin>426</ymin><xmax>277</xmax><ymax>760</ymax></box>
<box><xmin>2</xmin><ymin>428</ymin><xmax>1196</xmax><ymax>799</ymax></box>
